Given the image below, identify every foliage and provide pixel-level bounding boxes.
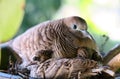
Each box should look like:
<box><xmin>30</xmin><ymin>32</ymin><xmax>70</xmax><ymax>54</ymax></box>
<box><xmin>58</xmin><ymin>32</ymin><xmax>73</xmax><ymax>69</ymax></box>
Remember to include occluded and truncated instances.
<box><xmin>0</xmin><ymin>0</ymin><xmax>25</xmax><ymax>42</ymax></box>
<box><xmin>0</xmin><ymin>0</ymin><xmax>25</xmax><ymax>69</ymax></box>
<box><xmin>17</xmin><ymin>0</ymin><xmax>61</xmax><ymax>35</ymax></box>
<box><xmin>77</xmin><ymin>0</ymin><xmax>119</xmax><ymax>53</ymax></box>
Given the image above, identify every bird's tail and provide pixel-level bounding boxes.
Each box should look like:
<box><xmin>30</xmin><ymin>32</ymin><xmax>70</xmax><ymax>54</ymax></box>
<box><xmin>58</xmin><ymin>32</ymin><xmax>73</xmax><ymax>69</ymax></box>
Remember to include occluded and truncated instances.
<box><xmin>0</xmin><ymin>40</ymin><xmax>12</xmax><ymax>48</ymax></box>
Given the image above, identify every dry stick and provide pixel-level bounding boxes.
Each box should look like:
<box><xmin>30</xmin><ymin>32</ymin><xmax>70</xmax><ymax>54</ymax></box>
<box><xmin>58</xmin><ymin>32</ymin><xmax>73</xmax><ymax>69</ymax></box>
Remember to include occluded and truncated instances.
<box><xmin>103</xmin><ymin>44</ymin><xmax>120</xmax><ymax>65</ymax></box>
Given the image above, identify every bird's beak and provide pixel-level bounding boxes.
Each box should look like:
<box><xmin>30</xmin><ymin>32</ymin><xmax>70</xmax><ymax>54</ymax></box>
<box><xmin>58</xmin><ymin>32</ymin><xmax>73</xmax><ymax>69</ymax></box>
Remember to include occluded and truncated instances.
<box><xmin>73</xmin><ymin>30</ymin><xmax>92</xmax><ymax>40</ymax></box>
<box><xmin>80</xmin><ymin>30</ymin><xmax>92</xmax><ymax>39</ymax></box>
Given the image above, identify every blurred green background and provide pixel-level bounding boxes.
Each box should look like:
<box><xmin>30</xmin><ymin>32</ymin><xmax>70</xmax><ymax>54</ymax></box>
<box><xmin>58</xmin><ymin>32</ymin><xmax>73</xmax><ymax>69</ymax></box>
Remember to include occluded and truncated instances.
<box><xmin>0</xmin><ymin>0</ymin><xmax>120</xmax><ymax>69</ymax></box>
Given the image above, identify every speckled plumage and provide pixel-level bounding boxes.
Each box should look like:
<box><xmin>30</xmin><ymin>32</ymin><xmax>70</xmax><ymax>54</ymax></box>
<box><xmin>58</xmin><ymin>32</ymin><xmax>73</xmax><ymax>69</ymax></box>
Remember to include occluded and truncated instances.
<box><xmin>0</xmin><ymin>16</ymin><xmax>101</xmax><ymax>69</ymax></box>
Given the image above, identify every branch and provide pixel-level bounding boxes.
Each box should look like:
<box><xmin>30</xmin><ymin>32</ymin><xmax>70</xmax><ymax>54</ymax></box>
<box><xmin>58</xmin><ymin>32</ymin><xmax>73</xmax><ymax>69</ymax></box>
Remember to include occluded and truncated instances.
<box><xmin>103</xmin><ymin>44</ymin><xmax>120</xmax><ymax>65</ymax></box>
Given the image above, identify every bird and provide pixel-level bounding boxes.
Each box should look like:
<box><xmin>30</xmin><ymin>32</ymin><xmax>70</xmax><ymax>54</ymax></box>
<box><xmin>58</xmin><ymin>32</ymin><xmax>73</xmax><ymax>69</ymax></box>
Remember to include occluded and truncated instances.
<box><xmin>0</xmin><ymin>16</ymin><xmax>101</xmax><ymax>69</ymax></box>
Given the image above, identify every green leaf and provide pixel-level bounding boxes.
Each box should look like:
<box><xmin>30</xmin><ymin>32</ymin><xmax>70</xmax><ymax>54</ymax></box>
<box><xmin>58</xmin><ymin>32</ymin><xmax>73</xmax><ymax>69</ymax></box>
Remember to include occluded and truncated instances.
<box><xmin>0</xmin><ymin>0</ymin><xmax>25</xmax><ymax>42</ymax></box>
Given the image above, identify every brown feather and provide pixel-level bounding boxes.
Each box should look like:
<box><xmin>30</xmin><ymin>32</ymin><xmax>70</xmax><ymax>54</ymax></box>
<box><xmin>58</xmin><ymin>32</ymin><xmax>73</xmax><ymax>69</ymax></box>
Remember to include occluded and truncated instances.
<box><xmin>0</xmin><ymin>16</ymin><xmax>101</xmax><ymax>69</ymax></box>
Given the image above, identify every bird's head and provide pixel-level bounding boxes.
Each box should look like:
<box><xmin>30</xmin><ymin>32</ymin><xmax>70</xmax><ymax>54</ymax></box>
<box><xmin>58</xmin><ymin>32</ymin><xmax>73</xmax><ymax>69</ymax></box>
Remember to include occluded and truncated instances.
<box><xmin>63</xmin><ymin>16</ymin><xmax>98</xmax><ymax>51</ymax></box>
<box><xmin>63</xmin><ymin>16</ymin><xmax>90</xmax><ymax>38</ymax></box>
<box><xmin>63</xmin><ymin>16</ymin><xmax>87</xmax><ymax>30</ymax></box>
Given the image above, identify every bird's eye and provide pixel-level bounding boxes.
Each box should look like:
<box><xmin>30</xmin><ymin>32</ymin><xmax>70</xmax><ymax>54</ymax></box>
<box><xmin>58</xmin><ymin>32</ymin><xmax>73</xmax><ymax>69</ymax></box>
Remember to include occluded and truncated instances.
<box><xmin>73</xmin><ymin>24</ymin><xmax>77</xmax><ymax>29</ymax></box>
